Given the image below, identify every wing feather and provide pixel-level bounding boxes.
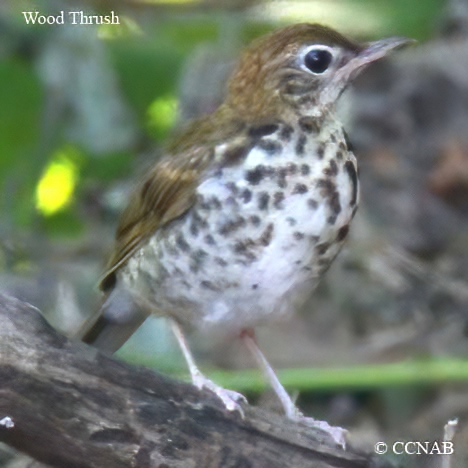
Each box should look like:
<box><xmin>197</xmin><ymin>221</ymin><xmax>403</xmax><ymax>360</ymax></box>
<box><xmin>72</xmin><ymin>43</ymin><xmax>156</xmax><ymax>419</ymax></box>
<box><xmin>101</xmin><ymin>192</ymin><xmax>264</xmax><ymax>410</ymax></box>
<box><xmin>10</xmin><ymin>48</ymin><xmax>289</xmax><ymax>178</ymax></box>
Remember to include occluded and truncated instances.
<box><xmin>99</xmin><ymin>146</ymin><xmax>214</xmax><ymax>291</ymax></box>
<box><xmin>99</xmin><ymin>111</ymin><xmax>270</xmax><ymax>292</ymax></box>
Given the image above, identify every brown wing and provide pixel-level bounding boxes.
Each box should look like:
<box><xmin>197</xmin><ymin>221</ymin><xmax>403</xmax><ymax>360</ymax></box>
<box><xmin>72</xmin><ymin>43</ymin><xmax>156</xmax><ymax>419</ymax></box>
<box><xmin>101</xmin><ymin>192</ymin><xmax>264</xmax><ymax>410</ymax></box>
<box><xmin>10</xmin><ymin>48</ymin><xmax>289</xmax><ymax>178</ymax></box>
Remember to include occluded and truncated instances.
<box><xmin>99</xmin><ymin>145</ymin><xmax>215</xmax><ymax>291</ymax></box>
<box><xmin>98</xmin><ymin>107</ymin><xmax>269</xmax><ymax>292</ymax></box>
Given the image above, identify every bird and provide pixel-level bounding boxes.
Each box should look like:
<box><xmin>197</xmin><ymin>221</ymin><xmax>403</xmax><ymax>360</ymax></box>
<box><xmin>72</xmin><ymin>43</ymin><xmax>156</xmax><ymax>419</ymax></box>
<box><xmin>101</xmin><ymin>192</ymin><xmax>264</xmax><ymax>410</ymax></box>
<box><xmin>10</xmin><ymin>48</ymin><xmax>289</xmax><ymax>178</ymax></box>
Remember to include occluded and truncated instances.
<box><xmin>80</xmin><ymin>23</ymin><xmax>411</xmax><ymax>448</ymax></box>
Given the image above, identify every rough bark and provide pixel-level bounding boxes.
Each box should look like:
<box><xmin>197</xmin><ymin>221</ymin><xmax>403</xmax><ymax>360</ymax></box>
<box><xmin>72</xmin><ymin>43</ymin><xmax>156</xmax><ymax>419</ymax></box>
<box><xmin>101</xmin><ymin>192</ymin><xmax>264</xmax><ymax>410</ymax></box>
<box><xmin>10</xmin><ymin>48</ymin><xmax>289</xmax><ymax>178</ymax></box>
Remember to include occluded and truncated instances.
<box><xmin>0</xmin><ymin>293</ymin><xmax>374</xmax><ymax>468</ymax></box>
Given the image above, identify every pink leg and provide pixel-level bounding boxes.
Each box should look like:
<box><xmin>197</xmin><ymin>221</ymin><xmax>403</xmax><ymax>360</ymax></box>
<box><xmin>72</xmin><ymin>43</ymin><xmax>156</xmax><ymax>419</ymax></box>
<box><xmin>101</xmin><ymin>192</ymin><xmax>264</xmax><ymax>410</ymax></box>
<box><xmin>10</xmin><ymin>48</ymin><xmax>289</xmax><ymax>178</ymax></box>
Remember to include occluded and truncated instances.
<box><xmin>171</xmin><ymin>320</ymin><xmax>247</xmax><ymax>415</ymax></box>
<box><xmin>241</xmin><ymin>329</ymin><xmax>299</xmax><ymax>418</ymax></box>
<box><xmin>241</xmin><ymin>329</ymin><xmax>347</xmax><ymax>449</ymax></box>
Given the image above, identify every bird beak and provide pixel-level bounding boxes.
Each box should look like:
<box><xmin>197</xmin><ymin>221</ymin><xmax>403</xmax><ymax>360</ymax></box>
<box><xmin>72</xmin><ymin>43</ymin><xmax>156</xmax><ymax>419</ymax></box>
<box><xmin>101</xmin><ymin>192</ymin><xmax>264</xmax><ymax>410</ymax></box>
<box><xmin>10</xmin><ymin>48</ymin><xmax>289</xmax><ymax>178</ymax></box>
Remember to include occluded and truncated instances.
<box><xmin>320</xmin><ymin>35</ymin><xmax>415</xmax><ymax>108</ymax></box>
<box><xmin>353</xmin><ymin>36</ymin><xmax>416</xmax><ymax>69</ymax></box>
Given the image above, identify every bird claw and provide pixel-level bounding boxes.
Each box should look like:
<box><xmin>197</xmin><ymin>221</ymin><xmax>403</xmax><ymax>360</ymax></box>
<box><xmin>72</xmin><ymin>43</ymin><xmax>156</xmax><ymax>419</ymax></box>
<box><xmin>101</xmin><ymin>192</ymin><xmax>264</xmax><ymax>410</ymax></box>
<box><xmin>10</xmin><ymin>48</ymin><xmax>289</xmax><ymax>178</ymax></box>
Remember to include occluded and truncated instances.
<box><xmin>291</xmin><ymin>411</ymin><xmax>348</xmax><ymax>449</ymax></box>
<box><xmin>192</xmin><ymin>374</ymin><xmax>247</xmax><ymax>416</ymax></box>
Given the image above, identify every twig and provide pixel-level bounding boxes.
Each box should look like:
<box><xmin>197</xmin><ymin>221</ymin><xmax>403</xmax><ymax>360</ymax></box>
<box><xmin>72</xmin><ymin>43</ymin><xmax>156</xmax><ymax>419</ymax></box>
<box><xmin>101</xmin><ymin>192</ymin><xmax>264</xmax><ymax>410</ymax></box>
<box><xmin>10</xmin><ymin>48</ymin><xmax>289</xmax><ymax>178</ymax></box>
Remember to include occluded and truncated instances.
<box><xmin>0</xmin><ymin>293</ymin><xmax>374</xmax><ymax>468</ymax></box>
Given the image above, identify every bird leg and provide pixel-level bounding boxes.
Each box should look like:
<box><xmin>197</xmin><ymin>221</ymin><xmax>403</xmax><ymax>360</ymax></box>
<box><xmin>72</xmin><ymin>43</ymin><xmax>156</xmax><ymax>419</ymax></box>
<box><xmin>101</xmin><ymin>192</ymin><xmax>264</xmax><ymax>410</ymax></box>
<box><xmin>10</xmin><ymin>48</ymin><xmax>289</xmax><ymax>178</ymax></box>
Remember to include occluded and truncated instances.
<box><xmin>170</xmin><ymin>320</ymin><xmax>247</xmax><ymax>415</ymax></box>
<box><xmin>241</xmin><ymin>329</ymin><xmax>347</xmax><ymax>449</ymax></box>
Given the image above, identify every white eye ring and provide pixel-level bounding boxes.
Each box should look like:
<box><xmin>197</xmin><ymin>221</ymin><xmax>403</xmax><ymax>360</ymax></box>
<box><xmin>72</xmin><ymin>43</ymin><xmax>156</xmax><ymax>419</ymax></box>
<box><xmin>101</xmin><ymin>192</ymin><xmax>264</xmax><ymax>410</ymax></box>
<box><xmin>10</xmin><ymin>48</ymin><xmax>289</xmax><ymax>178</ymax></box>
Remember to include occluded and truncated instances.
<box><xmin>300</xmin><ymin>45</ymin><xmax>335</xmax><ymax>75</ymax></box>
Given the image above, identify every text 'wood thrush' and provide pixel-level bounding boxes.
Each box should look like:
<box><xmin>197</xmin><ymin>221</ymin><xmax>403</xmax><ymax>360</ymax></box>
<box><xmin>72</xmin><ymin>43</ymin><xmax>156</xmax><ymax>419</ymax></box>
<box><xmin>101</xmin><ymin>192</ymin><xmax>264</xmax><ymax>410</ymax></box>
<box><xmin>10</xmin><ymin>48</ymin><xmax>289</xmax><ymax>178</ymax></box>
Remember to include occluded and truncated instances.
<box><xmin>81</xmin><ymin>23</ymin><xmax>412</xmax><ymax>448</ymax></box>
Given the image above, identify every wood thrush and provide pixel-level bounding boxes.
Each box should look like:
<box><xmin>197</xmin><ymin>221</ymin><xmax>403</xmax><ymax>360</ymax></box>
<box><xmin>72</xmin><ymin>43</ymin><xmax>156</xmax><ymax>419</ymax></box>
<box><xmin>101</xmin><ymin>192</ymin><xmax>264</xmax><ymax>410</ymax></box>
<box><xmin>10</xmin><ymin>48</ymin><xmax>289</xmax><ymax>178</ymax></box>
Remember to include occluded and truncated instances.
<box><xmin>81</xmin><ymin>24</ymin><xmax>411</xmax><ymax>447</ymax></box>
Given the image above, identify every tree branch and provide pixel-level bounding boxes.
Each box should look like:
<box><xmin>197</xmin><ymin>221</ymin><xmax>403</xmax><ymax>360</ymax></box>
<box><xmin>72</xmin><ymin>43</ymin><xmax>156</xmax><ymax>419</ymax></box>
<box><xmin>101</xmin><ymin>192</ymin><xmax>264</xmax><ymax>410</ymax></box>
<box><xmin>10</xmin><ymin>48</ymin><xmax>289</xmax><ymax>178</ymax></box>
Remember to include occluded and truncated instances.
<box><xmin>0</xmin><ymin>293</ymin><xmax>375</xmax><ymax>468</ymax></box>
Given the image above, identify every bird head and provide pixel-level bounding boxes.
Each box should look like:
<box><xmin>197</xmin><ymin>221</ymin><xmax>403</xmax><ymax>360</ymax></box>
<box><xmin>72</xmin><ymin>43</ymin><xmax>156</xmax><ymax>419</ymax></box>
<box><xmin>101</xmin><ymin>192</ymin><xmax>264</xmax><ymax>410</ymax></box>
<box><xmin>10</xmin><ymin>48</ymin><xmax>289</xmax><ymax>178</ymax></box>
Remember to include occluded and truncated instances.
<box><xmin>225</xmin><ymin>23</ymin><xmax>413</xmax><ymax>121</ymax></box>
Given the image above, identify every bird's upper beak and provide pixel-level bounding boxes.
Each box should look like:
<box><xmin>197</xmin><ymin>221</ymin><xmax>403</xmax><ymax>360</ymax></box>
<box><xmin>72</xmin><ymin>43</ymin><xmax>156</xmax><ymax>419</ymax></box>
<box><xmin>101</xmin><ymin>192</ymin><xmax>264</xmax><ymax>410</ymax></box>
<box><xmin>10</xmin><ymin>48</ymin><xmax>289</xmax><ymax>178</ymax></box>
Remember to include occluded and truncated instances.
<box><xmin>320</xmin><ymin>35</ymin><xmax>415</xmax><ymax>109</ymax></box>
<box><xmin>357</xmin><ymin>36</ymin><xmax>416</xmax><ymax>66</ymax></box>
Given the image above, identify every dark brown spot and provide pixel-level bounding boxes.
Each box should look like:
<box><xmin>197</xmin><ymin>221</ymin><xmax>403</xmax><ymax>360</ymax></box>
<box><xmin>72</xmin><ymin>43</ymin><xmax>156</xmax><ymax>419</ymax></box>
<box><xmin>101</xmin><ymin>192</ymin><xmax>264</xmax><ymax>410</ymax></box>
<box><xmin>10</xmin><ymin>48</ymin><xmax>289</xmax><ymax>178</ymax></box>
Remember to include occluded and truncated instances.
<box><xmin>327</xmin><ymin>215</ymin><xmax>337</xmax><ymax>225</ymax></box>
<box><xmin>163</xmin><ymin>239</ymin><xmax>179</xmax><ymax>257</ymax></box>
<box><xmin>258</xmin><ymin>140</ymin><xmax>282</xmax><ymax>155</ymax></box>
<box><xmin>316</xmin><ymin>144</ymin><xmax>325</xmax><ymax>159</ymax></box>
<box><xmin>199</xmin><ymin>195</ymin><xmax>211</xmax><ymax>211</ymax></box>
<box><xmin>214</xmin><ymin>257</ymin><xmax>227</xmax><ymax>267</ymax></box>
<box><xmin>280</xmin><ymin>124</ymin><xmax>294</xmax><ymax>141</ymax></box>
<box><xmin>287</xmin><ymin>163</ymin><xmax>298</xmax><ymax>175</ymax></box>
<box><xmin>342</xmin><ymin>128</ymin><xmax>354</xmax><ymax>152</ymax></box>
<box><xmin>316</xmin><ymin>179</ymin><xmax>341</xmax><ymax>218</ymax></box>
<box><xmin>252</xmin><ymin>284</ymin><xmax>258</xmax><ymax>289</ymax></box>
<box><xmin>240</xmin><ymin>188</ymin><xmax>252</xmax><ymax>203</ymax></box>
<box><xmin>258</xmin><ymin>192</ymin><xmax>270</xmax><ymax>210</ymax></box>
<box><xmin>273</xmin><ymin>192</ymin><xmax>285</xmax><ymax>209</ymax></box>
<box><xmin>300</xmin><ymin>164</ymin><xmax>310</xmax><ymax>176</ymax></box>
<box><xmin>293</xmin><ymin>232</ymin><xmax>304</xmax><ymax>240</ymax></box>
<box><xmin>225</xmin><ymin>196</ymin><xmax>237</xmax><ymax>208</ymax></box>
<box><xmin>176</xmin><ymin>234</ymin><xmax>190</xmax><ymax>252</ymax></box>
<box><xmin>310</xmin><ymin>235</ymin><xmax>320</xmax><ymax>243</ymax></box>
<box><xmin>223</xmin><ymin>144</ymin><xmax>252</xmax><ymax>166</ymax></box>
<box><xmin>190</xmin><ymin>249</ymin><xmax>208</xmax><ymax>272</ymax></box>
<box><xmin>298</xmin><ymin>116</ymin><xmax>320</xmax><ymax>134</ymax></box>
<box><xmin>286</xmin><ymin>217</ymin><xmax>297</xmax><ymax>226</ymax></box>
<box><xmin>233</xmin><ymin>239</ymin><xmax>256</xmax><ymax>261</ymax></box>
<box><xmin>336</xmin><ymin>150</ymin><xmax>344</xmax><ymax>160</ymax></box>
<box><xmin>250</xmin><ymin>215</ymin><xmax>261</xmax><ymax>227</ymax></box>
<box><xmin>277</xmin><ymin>167</ymin><xmax>287</xmax><ymax>188</ymax></box>
<box><xmin>190</xmin><ymin>223</ymin><xmax>199</xmax><ymax>237</ymax></box>
<box><xmin>259</xmin><ymin>223</ymin><xmax>274</xmax><ymax>246</ymax></box>
<box><xmin>337</xmin><ymin>225</ymin><xmax>350</xmax><ymax>241</ymax></box>
<box><xmin>199</xmin><ymin>196</ymin><xmax>221</xmax><ymax>211</ymax></box>
<box><xmin>295</xmin><ymin>134</ymin><xmax>307</xmax><ymax>156</ymax></box>
<box><xmin>329</xmin><ymin>134</ymin><xmax>337</xmax><ymax>143</ymax></box>
<box><xmin>345</xmin><ymin>160</ymin><xmax>358</xmax><ymax>206</ymax></box>
<box><xmin>219</xmin><ymin>216</ymin><xmax>246</xmax><ymax>235</ymax></box>
<box><xmin>211</xmin><ymin>197</ymin><xmax>222</xmax><ymax>209</ymax></box>
<box><xmin>204</xmin><ymin>234</ymin><xmax>216</xmax><ymax>245</ymax></box>
<box><xmin>330</xmin><ymin>191</ymin><xmax>341</xmax><ymax>215</ymax></box>
<box><xmin>200</xmin><ymin>198</ymin><xmax>215</xmax><ymax>211</ymax></box>
<box><xmin>225</xmin><ymin>182</ymin><xmax>238</xmax><ymax>194</ymax></box>
<box><xmin>233</xmin><ymin>240</ymin><xmax>247</xmax><ymax>254</ymax></box>
<box><xmin>200</xmin><ymin>280</ymin><xmax>219</xmax><ymax>291</ymax></box>
<box><xmin>264</xmin><ymin>166</ymin><xmax>276</xmax><ymax>177</ymax></box>
<box><xmin>236</xmin><ymin>255</ymin><xmax>257</xmax><ymax>264</ymax></box>
<box><xmin>293</xmin><ymin>183</ymin><xmax>308</xmax><ymax>195</ymax></box>
<box><xmin>191</xmin><ymin>210</ymin><xmax>208</xmax><ymax>230</ymax></box>
<box><xmin>316</xmin><ymin>243</ymin><xmax>330</xmax><ymax>255</ymax></box>
<box><xmin>307</xmin><ymin>199</ymin><xmax>318</xmax><ymax>209</ymax></box>
<box><xmin>248</xmin><ymin>123</ymin><xmax>278</xmax><ymax>138</ymax></box>
<box><xmin>323</xmin><ymin>159</ymin><xmax>338</xmax><ymax>176</ymax></box>
<box><xmin>245</xmin><ymin>165</ymin><xmax>265</xmax><ymax>185</ymax></box>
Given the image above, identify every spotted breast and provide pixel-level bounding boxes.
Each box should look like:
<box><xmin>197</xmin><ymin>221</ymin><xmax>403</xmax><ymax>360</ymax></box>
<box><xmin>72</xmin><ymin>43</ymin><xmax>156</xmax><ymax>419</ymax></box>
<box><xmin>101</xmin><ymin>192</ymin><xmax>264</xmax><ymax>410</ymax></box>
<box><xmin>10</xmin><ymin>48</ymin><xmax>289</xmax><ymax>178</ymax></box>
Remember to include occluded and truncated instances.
<box><xmin>119</xmin><ymin>115</ymin><xmax>358</xmax><ymax>332</ymax></box>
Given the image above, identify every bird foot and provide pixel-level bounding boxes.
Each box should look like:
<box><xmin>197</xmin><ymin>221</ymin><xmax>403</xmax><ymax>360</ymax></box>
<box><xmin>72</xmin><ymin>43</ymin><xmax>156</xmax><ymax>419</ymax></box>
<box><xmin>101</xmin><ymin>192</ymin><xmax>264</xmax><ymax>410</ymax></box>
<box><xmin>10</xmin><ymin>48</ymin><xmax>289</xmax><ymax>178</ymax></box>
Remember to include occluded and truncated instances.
<box><xmin>192</xmin><ymin>373</ymin><xmax>247</xmax><ymax>416</ymax></box>
<box><xmin>290</xmin><ymin>410</ymin><xmax>348</xmax><ymax>449</ymax></box>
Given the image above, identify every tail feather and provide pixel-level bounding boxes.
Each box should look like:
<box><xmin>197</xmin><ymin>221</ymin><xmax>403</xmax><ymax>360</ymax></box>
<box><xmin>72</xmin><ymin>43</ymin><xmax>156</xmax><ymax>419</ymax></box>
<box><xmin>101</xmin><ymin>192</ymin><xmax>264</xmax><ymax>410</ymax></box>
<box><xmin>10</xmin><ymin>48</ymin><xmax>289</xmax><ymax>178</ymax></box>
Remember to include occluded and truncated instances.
<box><xmin>79</xmin><ymin>287</ymin><xmax>149</xmax><ymax>354</ymax></box>
<box><xmin>80</xmin><ymin>312</ymin><xmax>149</xmax><ymax>353</ymax></box>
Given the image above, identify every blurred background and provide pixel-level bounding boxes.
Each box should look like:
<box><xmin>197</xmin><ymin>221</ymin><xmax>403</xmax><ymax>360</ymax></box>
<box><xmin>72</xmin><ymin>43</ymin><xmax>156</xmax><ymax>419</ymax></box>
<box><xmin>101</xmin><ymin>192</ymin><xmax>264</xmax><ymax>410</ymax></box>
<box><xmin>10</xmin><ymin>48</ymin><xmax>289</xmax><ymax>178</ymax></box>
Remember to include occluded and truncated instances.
<box><xmin>1</xmin><ymin>0</ymin><xmax>468</xmax><ymax>466</ymax></box>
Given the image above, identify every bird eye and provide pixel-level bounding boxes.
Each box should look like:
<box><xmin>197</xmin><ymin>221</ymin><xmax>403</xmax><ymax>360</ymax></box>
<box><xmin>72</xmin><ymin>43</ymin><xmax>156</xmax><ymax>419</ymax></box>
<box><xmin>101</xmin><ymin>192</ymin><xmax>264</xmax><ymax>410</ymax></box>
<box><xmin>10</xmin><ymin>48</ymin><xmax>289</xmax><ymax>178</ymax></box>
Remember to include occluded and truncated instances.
<box><xmin>304</xmin><ymin>49</ymin><xmax>333</xmax><ymax>74</ymax></box>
